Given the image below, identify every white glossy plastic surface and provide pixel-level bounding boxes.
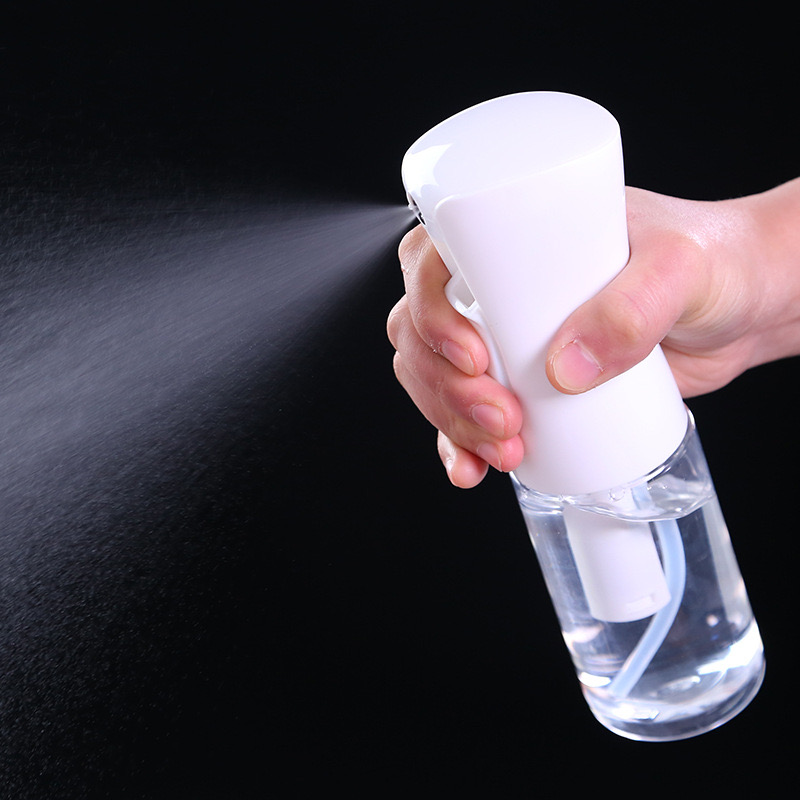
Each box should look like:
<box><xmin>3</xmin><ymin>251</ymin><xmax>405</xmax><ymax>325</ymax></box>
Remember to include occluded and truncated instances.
<box><xmin>562</xmin><ymin>505</ymin><xmax>670</xmax><ymax>622</ymax></box>
<box><xmin>402</xmin><ymin>92</ymin><xmax>687</xmax><ymax>496</ymax></box>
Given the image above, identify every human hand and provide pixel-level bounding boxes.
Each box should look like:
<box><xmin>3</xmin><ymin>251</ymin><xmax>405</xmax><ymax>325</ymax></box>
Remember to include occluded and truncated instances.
<box><xmin>387</xmin><ymin>180</ymin><xmax>800</xmax><ymax>487</ymax></box>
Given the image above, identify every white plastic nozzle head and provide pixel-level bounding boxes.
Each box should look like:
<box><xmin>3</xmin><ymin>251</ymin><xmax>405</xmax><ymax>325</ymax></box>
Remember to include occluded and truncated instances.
<box><xmin>402</xmin><ymin>92</ymin><xmax>620</xmax><ymax>217</ymax></box>
<box><xmin>402</xmin><ymin>92</ymin><xmax>687</xmax><ymax>496</ymax></box>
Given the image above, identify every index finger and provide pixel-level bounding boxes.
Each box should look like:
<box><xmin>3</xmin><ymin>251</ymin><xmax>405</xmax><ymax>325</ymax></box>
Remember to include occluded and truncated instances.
<box><xmin>398</xmin><ymin>224</ymin><xmax>489</xmax><ymax>377</ymax></box>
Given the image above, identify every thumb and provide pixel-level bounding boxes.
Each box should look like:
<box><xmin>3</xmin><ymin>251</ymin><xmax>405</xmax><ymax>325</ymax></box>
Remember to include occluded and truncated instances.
<box><xmin>545</xmin><ymin>248</ymin><xmax>692</xmax><ymax>394</ymax></box>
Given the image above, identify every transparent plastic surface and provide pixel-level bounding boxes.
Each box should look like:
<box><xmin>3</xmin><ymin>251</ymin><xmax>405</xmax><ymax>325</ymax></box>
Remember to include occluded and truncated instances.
<box><xmin>514</xmin><ymin>414</ymin><xmax>765</xmax><ymax>741</ymax></box>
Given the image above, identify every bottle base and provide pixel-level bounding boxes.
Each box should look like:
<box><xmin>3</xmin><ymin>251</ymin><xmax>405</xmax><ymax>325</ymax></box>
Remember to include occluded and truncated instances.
<box><xmin>583</xmin><ymin>643</ymin><xmax>765</xmax><ymax>742</ymax></box>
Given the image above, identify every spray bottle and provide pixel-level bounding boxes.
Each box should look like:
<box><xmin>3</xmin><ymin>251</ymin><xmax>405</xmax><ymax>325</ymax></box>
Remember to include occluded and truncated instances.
<box><xmin>401</xmin><ymin>91</ymin><xmax>764</xmax><ymax>741</ymax></box>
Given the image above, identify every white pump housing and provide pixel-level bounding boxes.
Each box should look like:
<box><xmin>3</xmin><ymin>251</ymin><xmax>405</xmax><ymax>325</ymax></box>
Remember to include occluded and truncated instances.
<box><xmin>401</xmin><ymin>91</ymin><xmax>687</xmax><ymax>499</ymax></box>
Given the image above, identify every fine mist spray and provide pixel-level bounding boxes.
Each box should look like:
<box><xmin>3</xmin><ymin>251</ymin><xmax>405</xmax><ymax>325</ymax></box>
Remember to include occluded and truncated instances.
<box><xmin>401</xmin><ymin>91</ymin><xmax>764</xmax><ymax>741</ymax></box>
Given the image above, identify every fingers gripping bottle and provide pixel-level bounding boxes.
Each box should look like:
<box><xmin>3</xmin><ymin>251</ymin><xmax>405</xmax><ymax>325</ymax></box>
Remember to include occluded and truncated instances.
<box><xmin>401</xmin><ymin>92</ymin><xmax>765</xmax><ymax>741</ymax></box>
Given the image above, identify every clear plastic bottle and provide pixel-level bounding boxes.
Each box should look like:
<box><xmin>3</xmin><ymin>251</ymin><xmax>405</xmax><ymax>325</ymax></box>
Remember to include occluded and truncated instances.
<box><xmin>514</xmin><ymin>411</ymin><xmax>764</xmax><ymax>741</ymax></box>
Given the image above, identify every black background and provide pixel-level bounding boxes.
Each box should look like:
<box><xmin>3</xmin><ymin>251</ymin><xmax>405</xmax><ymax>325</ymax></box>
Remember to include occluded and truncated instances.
<box><xmin>1</xmin><ymin>3</ymin><xmax>797</xmax><ymax>797</ymax></box>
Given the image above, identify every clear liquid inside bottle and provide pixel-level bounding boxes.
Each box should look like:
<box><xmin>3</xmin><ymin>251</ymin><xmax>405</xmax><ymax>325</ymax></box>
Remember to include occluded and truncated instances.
<box><xmin>513</xmin><ymin>413</ymin><xmax>765</xmax><ymax>741</ymax></box>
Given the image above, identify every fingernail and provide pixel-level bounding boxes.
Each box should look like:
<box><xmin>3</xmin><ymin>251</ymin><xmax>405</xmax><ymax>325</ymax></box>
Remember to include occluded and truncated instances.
<box><xmin>550</xmin><ymin>340</ymin><xmax>602</xmax><ymax>393</ymax></box>
<box><xmin>470</xmin><ymin>403</ymin><xmax>505</xmax><ymax>437</ymax></box>
<box><xmin>440</xmin><ymin>339</ymin><xmax>476</xmax><ymax>375</ymax></box>
<box><xmin>439</xmin><ymin>434</ymin><xmax>456</xmax><ymax>474</ymax></box>
<box><xmin>477</xmin><ymin>441</ymin><xmax>504</xmax><ymax>472</ymax></box>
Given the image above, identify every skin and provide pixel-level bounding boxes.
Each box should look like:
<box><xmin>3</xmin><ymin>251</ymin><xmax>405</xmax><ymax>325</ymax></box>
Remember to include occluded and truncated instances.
<box><xmin>387</xmin><ymin>178</ymin><xmax>800</xmax><ymax>488</ymax></box>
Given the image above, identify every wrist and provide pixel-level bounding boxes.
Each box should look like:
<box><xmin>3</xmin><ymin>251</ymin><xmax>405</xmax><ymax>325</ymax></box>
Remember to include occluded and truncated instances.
<box><xmin>743</xmin><ymin>177</ymin><xmax>800</xmax><ymax>368</ymax></box>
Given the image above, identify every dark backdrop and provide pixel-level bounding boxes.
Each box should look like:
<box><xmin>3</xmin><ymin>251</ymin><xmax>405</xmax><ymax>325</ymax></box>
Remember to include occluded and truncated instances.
<box><xmin>1</xmin><ymin>3</ymin><xmax>796</xmax><ymax>797</ymax></box>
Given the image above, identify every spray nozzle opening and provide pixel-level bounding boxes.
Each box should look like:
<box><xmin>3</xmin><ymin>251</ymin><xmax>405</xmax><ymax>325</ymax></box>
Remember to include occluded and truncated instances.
<box><xmin>407</xmin><ymin>194</ymin><xmax>425</xmax><ymax>226</ymax></box>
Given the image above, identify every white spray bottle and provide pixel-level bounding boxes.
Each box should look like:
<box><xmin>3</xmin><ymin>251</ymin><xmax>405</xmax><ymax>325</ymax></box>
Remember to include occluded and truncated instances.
<box><xmin>401</xmin><ymin>91</ymin><xmax>764</xmax><ymax>741</ymax></box>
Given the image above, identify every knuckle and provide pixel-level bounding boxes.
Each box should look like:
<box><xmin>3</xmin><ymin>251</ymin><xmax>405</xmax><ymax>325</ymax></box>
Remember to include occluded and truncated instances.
<box><xmin>603</xmin><ymin>235</ymin><xmax>703</xmax><ymax>352</ymax></box>
<box><xmin>397</xmin><ymin>223</ymin><xmax>426</xmax><ymax>266</ymax></box>
<box><xmin>602</xmin><ymin>286</ymin><xmax>655</xmax><ymax>348</ymax></box>
<box><xmin>385</xmin><ymin>296</ymin><xmax>408</xmax><ymax>347</ymax></box>
<box><xmin>392</xmin><ymin>349</ymin><xmax>405</xmax><ymax>381</ymax></box>
<box><xmin>430</xmin><ymin>364</ymin><xmax>449</xmax><ymax>403</ymax></box>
